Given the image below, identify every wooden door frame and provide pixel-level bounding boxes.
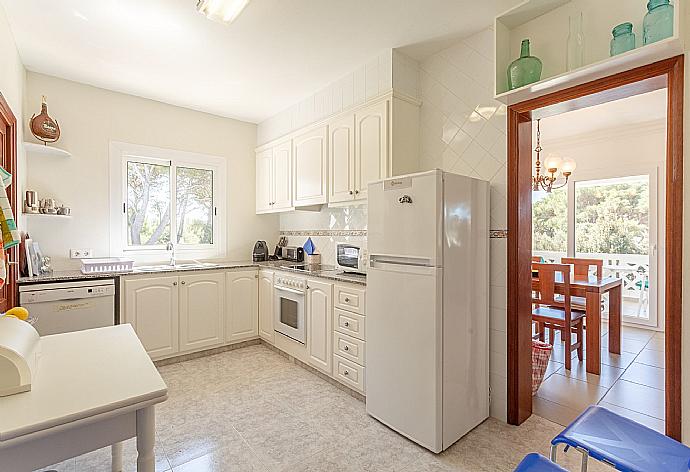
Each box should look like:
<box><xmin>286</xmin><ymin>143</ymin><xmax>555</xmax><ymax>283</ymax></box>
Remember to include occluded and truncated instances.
<box><xmin>506</xmin><ymin>56</ymin><xmax>684</xmax><ymax>440</ymax></box>
<box><xmin>0</xmin><ymin>92</ymin><xmax>18</xmax><ymax>309</ymax></box>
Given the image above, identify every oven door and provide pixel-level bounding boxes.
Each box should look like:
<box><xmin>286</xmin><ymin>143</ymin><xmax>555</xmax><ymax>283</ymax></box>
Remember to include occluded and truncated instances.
<box><xmin>274</xmin><ymin>286</ymin><xmax>306</xmax><ymax>344</ymax></box>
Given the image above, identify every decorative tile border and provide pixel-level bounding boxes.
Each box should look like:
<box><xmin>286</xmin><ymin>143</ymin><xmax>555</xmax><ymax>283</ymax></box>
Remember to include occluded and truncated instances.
<box><xmin>283</xmin><ymin>229</ymin><xmax>507</xmax><ymax>238</ymax></box>
<box><xmin>280</xmin><ymin>229</ymin><xmax>367</xmax><ymax>237</ymax></box>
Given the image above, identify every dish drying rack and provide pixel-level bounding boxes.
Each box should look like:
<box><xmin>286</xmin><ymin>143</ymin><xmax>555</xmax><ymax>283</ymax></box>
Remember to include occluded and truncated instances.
<box><xmin>81</xmin><ymin>257</ymin><xmax>134</xmax><ymax>274</ymax></box>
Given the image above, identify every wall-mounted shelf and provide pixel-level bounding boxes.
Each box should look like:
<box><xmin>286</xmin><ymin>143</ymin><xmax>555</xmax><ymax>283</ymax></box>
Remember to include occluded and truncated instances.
<box><xmin>24</xmin><ymin>142</ymin><xmax>71</xmax><ymax>158</ymax></box>
<box><xmin>23</xmin><ymin>212</ymin><xmax>72</xmax><ymax>219</ymax></box>
<box><xmin>494</xmin><ymin>0</ymin><xmax>683</xmax><ymax>105</ymax></box>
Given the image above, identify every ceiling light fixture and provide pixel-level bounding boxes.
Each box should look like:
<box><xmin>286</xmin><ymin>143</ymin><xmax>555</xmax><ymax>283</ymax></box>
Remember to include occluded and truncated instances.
<box><xmin>196</xmin><ymin>0</ymin><xmax>250</xmax><ymax>24</ymax></box>
<box><xmin>532</xmin><ymin>119</ymin><xmax>576</xmax><ymax>193</ymax></box>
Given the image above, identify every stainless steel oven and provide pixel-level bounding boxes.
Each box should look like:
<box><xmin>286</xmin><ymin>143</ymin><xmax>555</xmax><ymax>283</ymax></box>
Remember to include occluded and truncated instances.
<box><xmin>274</xmin><ymin>274</ymin><xmax>307</xmax><ymax>344</ymax></box>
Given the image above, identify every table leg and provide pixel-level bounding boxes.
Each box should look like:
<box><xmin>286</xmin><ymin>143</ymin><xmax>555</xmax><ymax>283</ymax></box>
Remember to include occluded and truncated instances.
<box><xmin>111</xmin><ymin>441</ymin><xmax>123</xmax><ymax>472</ymax></box>
<box><xmin>585</xmin><ymin>292</ymin><xmax>601</xmax><ymax>375</ymax></box>
<box><xmin>136</xmin><ymin>406</ymin><xmax>155</xmax><ymax>472</ymax></box>
<box><xmin>609</xmin><ymin>285</ymin><xmax>622</xmax><ymax>355</ymax></box>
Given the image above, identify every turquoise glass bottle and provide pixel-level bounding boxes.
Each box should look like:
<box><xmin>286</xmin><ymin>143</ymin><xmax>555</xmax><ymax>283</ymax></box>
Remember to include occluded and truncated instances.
<box><xmin>643</xmin><ymin>0</ymin><xmax>674</xmax><ymax>45</ymax></box>
<box><xmin>508</xmin><ymin>39</ymin><xmax>543</xmax><ymax>90</ymax></box>
<box><xmin>610</xmin><ymin>23</ymin><xmax>636</xmax><ymax>56</ymax></box>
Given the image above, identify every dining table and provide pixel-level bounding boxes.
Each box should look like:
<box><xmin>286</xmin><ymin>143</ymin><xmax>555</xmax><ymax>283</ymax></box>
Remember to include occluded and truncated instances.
<box><xmin>532</xmin><ymin>272</ymin><xmax>623</xmax><ymax>376</ymax></box>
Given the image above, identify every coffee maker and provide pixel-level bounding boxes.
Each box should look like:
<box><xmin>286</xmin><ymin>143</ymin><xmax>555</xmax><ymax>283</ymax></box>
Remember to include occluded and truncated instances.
<box><xmin>252</xmin><ymin>240</ymin><xmax>269</xmax><ymax>262</ymax></box>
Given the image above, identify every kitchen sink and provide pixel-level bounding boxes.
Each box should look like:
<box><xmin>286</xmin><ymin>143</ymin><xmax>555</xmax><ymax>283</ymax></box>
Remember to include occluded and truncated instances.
<box><xmin>133</xmin><ymin>262</ymin><xmax>220</xmax><ymax>272</ymax></box>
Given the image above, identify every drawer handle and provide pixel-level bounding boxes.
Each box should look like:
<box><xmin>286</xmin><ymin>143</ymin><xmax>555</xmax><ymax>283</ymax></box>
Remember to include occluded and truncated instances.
<box><xmin>173</xmin><ymin>282</ymin><xmax>178</xmax><ymax>286</ymax></box>
<box><xmin>344</xmin><ymin>346</ymin><xmax>349</xmax><ymax>351</ymax></box>
<box><xmin>343</xmin><ymin>321</ymin><xmax>350</xmax><ymax>327</ymax></box>
<box><xmin>344</xmin><ymin>370</ymin><xmax>349</xmax><ymax>376</ymax></box>
<box><xmin>344</xmin><ymin>297</ymin><xmax>350</xmax><ymax>302</ymax></box>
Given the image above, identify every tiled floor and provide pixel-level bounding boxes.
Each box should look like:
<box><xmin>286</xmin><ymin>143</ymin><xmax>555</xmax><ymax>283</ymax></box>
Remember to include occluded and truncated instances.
<box><xmin>36</xmin><ymin>344</ymin><xmax>609</xmax><ymax>472</ymax></box>
<box><xmin>534</xmin><ymin>323</ymin><xmax>665</xmax><ymax>433</ymax></box>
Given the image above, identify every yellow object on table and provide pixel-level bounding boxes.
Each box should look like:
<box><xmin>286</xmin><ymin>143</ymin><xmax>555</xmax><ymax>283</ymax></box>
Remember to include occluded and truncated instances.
<box><xmin>4</xmin><ymin>307</ymin><xmax>29</xmax><ymax>321</ymax></box>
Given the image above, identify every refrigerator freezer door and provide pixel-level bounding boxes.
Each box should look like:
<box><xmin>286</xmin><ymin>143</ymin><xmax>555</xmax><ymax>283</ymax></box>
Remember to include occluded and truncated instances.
<box><xmin>367</xmin><ymin>171</ymin><xmax>443</xmax><ymax>267</ymax></box>
<box><xmin>365</xmin><ymin>264</ymin><xmax>443</xmax><ymax>453</ymax></box>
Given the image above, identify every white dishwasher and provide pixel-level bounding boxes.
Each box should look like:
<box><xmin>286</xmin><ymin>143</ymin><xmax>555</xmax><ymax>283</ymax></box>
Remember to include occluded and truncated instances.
<box><xmin>19</xmin><ymin>279</ymin><xmax>116</xmax><ymax>336</ymax></box>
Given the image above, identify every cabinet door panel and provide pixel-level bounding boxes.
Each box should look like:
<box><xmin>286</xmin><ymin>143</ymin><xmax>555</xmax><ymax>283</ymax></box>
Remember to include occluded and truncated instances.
<box><xmin>258</xmin><ymin>270</ymin><xmax>275</xmax><ymax>344</ymax></box>
<box><xmin>226</xmin><ymin>270</ymin><xmax>259</xmax><ymax>343</ymax></box>
<box><xmin>355</xmin><ymin>100</ymin><xmax>388</xmax><ymax>201</ymax></box>
<box><xmin>256</xmin><ymin>148</ymin><xmax>273</xmax><ymax>213</ymax></box>
<box><xmin>293</xmin><ymin>126</ymin><xmax>328</xmax><ymax>206</ymax></box>
<box><xmin>329</xmin><ymin>114</ymin><xmax>355</xmax><ymax>203</ymax></box>
<box><xmin>307</xmin><ymin>278</ymin><xmax>333</xmax><ymax>374</ymax></box>
<box><xmin>179</xmin><ymin>272</ymin><xmax>225</xmax><ymax>352</ymax></box>
<box><xmin>124</xmin><ymin>276</ymin><xmax>179</xmax><ymax>360</ymax></box>
<box><xmin>273</xmin><ymin>140</ymin><xmax>293</xmax><ymax>210</ymax></box>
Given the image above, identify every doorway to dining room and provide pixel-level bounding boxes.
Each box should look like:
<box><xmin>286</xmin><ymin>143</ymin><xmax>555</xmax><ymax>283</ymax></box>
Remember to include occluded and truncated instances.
<box><xmin>530</xmin><ymin>89</ymin><xmax>667</xmax><ymax>433</ymax></box>
<box><xmin>506</xmin><ymin>56</ymin><xmax>683</xmax><ymax>440</ymax></box>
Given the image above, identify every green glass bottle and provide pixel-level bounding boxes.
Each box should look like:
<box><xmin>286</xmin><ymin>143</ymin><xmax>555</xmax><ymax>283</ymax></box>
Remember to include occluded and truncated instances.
<box><xmin>643</xmin><ymin>0</ymin><xmax>674</xmax><ymax>45</ymax></box>
<box><xmin>508</xmin><ymin>39</ymin><xmax>543</xmax><ymax>90</ymax></box>
<box><xmin>610</xmin><ymin>23</ymin><xmax>636</xmax><ymax>56</ymax></box>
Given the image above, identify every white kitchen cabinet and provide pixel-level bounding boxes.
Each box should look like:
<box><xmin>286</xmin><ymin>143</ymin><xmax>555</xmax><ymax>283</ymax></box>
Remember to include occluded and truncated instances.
<box><xmin>329</xmin><ymin>113</ymin><xmax>356</xmax><ymax>204</ymax></box>
<box><xmin>255</xmin><ymin>148</ymin><xmax>273</xmax><ymax>213</ymax></box>
<box><xmin>258</xmin><ymin>270</ymin><xmax>275</xmax><ymax>344</ymax></box>
<box><xmin>256</xmin><ymin>139</ymin><xmax>292</xmax><ymax>214</ymax></box>
<box><xmin>226</xmin><ymin>270</ymin><xmax>259</xmax><ymax>343</ymax></box>
<box><xmin>123</xmin><ymin>275</ymin><xmax>179</xmax><ymax>360</ymax></box>
<box><xmin>307</xmin><ymin>278</ymin><xmax>333</xmax><ymax>375</ymax></box>
<box><xmin>293</xmin><ymin>125</ymin><xmax>328</xmax><ymax>206</ymax></box>
<box><xmin>354</xmin><ymin>100</ymin><xmax>389</xmax><ymax>201</ymax></box>
<box><xmin>273</xmin><ymin>140</ymin><xmax>293</xmax><ymax>211</ymax></box>
<box><xmin>179</xmin><ymin>272</ymin><xmax>225</xmax><ymax>353</ymax></box>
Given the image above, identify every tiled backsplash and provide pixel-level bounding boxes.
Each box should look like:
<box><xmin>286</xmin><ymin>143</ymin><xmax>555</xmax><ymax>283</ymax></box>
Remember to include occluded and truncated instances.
<box><xmin>279</xmin><ymin>207</ymin><xmax>367</xmax><ymax>266</ymax></box>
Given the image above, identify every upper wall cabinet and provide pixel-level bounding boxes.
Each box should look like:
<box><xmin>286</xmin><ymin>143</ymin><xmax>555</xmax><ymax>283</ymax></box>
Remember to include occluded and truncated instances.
<box><xmin>293</xmin><ymin>125</ymin><xmax>328</xmax><ymax>206</ymax></box>
<box><xmin>256</xmin><ymin>92</ymin><xmax>420</xmax><ymax>213</ymax></box>
<box><xmin>328</xmin><ymin>96</ymin><xmax>419</xmax><ymax>206</ymax></box>
<box><xmin>495</xmin><ymin>0</ymin><xmax>684</xmax><ymax>105</ymax></box>
<box><xmin>353</xmin><ymin>101</ymin><xmax>388</xmax><ymax>203</ymax></box>
<box><xmin>329</xmin><ymin>113</ymin><xmax>356</xmax><ymax>203</ymax></box>
<box><xmin>256</xmin><ymin>138</ymin><xmax>293</xmax><ymax>214</ymax></box>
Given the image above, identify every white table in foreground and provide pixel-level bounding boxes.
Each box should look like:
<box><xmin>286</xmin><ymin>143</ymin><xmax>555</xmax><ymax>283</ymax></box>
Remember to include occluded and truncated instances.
<box><xmin>0</xmin><ymin>324</ymin><xmax>168</xmax><ymax>472</ymax></box>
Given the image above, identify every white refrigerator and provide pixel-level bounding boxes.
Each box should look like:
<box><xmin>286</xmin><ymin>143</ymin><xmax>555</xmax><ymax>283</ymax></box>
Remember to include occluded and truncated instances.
<box><xmin>366</xmin><ymin>169</ymin><xmax>489</xmax><ymax>453</ymax></box>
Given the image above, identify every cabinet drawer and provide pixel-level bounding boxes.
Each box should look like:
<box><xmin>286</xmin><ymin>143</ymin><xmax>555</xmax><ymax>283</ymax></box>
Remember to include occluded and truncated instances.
<box><xmin>333</xmin><ymin>354</ymin><xmax>365</xmax><ymax>393</ymax></box>
<box><xmin>334</xmin><ymin>308</ymin><xmax>365</xmax><ymax>340</ymax></box>
<box><xmin>334</xmin><ymin>285</ymin><xmax>366</xmax><ymax>314</ymax></box>
<box><xmin>334</xmin><ymin>331</ymin><xmax>365</xmax><ymax>366</ymax></box>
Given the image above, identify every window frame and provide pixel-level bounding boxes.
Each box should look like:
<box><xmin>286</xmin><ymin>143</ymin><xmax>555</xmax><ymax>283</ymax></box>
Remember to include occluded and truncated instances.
<box><xmin>110</xmin><ymin>141</ymin><xmax>226</xmax><ymax>262</ymax></box>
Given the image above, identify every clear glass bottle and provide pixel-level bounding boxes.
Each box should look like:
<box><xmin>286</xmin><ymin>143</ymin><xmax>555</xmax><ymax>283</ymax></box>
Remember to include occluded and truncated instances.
<box><xmin>566</xmin><ymin>12</ymin><xmax>585</xmax><ymax>71</ymax></box>
<box><xmin>610</xmin><ymin>22</ymin><xmax>636</xmax><ymax>56</ymax></box>
<box><xmin>643</xmin><ymin>0</ymin><xmax>674</xmax><ymax>45</ymax></box>
<box><xmin>508</xmin><ymin>39</ymin><xmax>543</xmax><ymax>90</ymax></box>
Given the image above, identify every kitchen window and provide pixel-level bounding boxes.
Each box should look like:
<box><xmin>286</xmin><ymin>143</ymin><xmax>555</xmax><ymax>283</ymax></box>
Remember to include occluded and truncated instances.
<box><xmin>110</xmin><ymin>142</ymin><xmax>226</xmax><ymax>260</ymax></box>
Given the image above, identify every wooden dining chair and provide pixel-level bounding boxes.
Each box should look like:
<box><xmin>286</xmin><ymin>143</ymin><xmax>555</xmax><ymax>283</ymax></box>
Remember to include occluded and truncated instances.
<box><xmin>532</xmin><ymin>263</ymin><xmax>584</xmax><ymax>370</ymax></box>
<box><xmin>561</xmin><ymin>257</ymin><xmax>604</xmax><ymax>280</ymax></box>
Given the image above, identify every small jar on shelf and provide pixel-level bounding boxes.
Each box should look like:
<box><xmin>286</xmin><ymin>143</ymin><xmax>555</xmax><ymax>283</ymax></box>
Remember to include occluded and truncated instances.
<box><xmin>643</xmin><ymin>0</ymin><xmax>674</xmax><ymax>45</ymax></box>
<box><xmin>610</xmin><ymin>23</ymin><xmax>636</xmax><ymax>56</ymax></box>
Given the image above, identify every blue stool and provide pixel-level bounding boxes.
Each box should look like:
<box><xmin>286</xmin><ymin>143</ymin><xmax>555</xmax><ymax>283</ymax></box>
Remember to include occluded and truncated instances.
<box><xmin>551</xmin><ymin>405</ymin><xmax>690</xmax><ymax>471</ymax></box>
<box><xmin>515</xmin><ymin>453</ymin><xmax>568</xmax><ymax>471</ymax></box>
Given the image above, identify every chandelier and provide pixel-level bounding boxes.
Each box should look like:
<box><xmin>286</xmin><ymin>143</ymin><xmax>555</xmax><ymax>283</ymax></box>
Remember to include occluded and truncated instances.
<box><xmin>532</xmin><ymin>119</ymin><xmax>576</xmax><ymax>193</ymax></box>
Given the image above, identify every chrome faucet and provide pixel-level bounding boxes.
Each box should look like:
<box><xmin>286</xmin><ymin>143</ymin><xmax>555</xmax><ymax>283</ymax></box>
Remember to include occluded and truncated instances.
<box><xmin>166</xmin><ymin>242</ymin><xmax>176</xmax><ymax>266</ymax></box>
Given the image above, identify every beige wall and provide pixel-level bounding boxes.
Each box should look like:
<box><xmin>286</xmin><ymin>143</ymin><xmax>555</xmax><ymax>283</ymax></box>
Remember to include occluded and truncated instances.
<box><xmin>24</xmin><ymin>72</ymin><xmax>279</xmax><ymax>270</ymax></box>
<box><xmin>0</xmin><ymin>5</ymin><xmax>26</xmax><ymax>216</ymax></box>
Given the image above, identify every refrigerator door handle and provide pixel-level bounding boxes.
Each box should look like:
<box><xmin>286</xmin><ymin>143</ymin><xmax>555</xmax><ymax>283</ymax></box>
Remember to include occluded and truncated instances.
<box><xmin>369</xmin><ymin>254</ymin><xmax>434</xmax><ymax>268</ymax></box>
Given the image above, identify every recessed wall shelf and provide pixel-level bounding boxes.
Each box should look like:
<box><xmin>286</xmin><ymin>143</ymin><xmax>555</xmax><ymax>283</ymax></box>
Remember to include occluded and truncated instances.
<box><xmin>24</xmin><ymin>142</ymin><xmax>71</xmax><ymax>158</ymax></box>
<box><xmin>494</xmin><ymin>0</ymin><xmax>683</xmax><ymax>105</ymax></box>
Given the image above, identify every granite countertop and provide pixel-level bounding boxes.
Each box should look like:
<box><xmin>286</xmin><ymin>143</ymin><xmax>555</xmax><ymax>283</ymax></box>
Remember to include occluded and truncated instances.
<box><xmin>18</xmin><ymin>260</ymin><xmax>366</xmax><ymax>286</ymax></box>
